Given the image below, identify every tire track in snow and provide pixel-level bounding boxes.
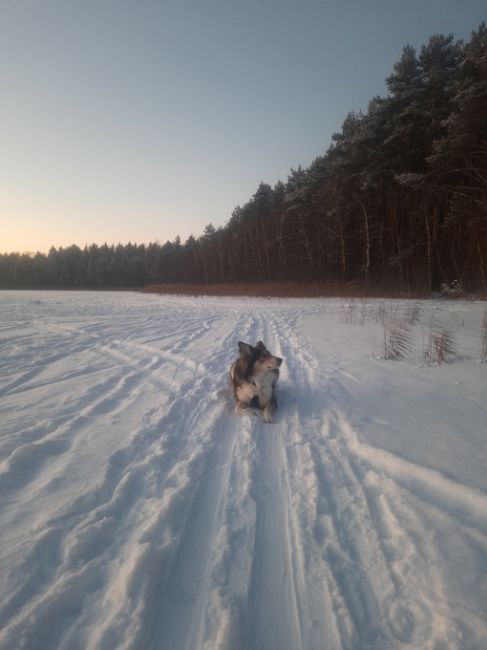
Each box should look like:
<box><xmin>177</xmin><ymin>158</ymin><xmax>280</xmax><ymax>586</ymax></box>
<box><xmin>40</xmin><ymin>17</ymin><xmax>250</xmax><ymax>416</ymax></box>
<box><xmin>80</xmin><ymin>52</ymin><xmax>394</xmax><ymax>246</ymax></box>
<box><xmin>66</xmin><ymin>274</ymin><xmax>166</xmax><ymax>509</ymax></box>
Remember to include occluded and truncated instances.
<box><xmin>132</xmin><ymin>311</ymin><xmax>259</xmax><ymax>650</ymax></box>
<box><xmin>0</xmin><ymin>305</ymin><xmax>216</xmax><ymax>400</ymax></box>
<box><xmin>242</xmin><ymin>312</ymin><xmax>306</xmax><ymax>650</ymax></box>
<box><xmin>0</xmin><ymin>307</ymin><xmax>224</xmax><ymax>498</ymax></box>
<box><xmin>332</xmin><ymin>411</ymin><xmax>487</xmax><ymax>645</ymax></box>
<box><xmin>3</xmin><ymin>295</ymin><xmax>483</xmax><ymax>649</ymax></box>
<box><xmin>245</xmin><ymin>425</ymin><xmax>304</xmax><ymax>650</ymax></box>
<box><xmin>176</xmin><ymin>309</ymin><xmax>307</xmax><ymax>650</ymax></box>
<box><xmin>0</xmin><ymin>308</ymin><xmax>250</xmax><ymax>650</ymax></box>
<box><xmin>0</xmin><ymin>341</ymin><xmax>98</xmax><ymax>398</ymax></box>
<box><xmin>337</xmin><ymin>414</ymin><xmax>487</xmax><ymax>536</ymax></box>
<box><xmin>196</xmin><ymin>306</ymin><xmax>347</xmax><ymax>650</ymax></box>
<box><xmin>306</xmin><ymin>422</ymin><xmax>399</xmax><ymax>649</ymax></box>
<box><xmin>142</xmin><ymin>310</ymin><xmax>272</xmax><ymax>650</ymax></box>
<box><xmin>266</xmin><ymin>308</ymin><xmax>348</xmax><ymax>650</ymax></box>
<box><xmin>198</xmin><ymin>417</ymin><xmax>257</xmax><ymax>650</ymax></box>
<box><xmin>0</xmin><ymin>369</ymin><xmax>142</xmax><ymax>492</ymax></box>
<box><xmin>81</xmin><ymin>310</ymin><xmax>251</xmax><ymax>650</ymax></box>
<box><xmin>269</xmin><ymin>307</ymin><xmax>435</xmax><ymax>649</ymax></box>
<box><xmin>279</xmin><ymin>305</ymin><xmax>482</xmax><ymax>648</ymax></box>
<box><xmin>151</xmin><ymin>414</ymin><xmax>241</xmax><ymax>650</ymax></box>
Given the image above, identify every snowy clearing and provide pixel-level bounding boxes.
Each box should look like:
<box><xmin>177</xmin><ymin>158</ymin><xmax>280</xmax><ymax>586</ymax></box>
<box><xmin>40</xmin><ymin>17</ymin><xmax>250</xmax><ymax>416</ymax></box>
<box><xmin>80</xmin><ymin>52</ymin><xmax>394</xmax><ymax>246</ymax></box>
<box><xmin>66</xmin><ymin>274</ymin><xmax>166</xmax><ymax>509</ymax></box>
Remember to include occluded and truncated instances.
<box><xmin>0</xmin><ymin>290</ymin><xmax>486</xmax><ymax>650</ymax></box>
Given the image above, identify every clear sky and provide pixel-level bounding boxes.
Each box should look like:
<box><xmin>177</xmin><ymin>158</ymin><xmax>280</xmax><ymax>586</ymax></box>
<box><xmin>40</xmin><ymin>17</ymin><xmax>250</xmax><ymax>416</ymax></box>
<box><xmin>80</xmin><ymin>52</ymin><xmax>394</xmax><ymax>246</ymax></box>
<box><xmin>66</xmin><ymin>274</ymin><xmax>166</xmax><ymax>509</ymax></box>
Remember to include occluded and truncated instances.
<box><xmin>1</xmin><ymin>0</ymin><xmax>486</xmax><ymax>254</ymax></box>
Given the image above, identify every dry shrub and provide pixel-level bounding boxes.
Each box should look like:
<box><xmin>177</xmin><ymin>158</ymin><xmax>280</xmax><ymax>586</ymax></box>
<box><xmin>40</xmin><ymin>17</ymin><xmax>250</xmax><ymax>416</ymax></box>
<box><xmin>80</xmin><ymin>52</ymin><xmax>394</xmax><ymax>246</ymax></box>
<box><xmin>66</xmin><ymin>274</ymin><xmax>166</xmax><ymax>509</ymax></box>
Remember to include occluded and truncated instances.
<box><xmin>383</xmin><ymin>319</ymin><xmax>412</xmax><ymax>360</ymax></box>
<box><xmin>339</xmin><ymin>299</ymin><xmax>371</xmax><ymax>325</ymax></box>
<box><xmin>425</xmin><ymin>319</ymin><xmax>457</xmax><ymax>364</ymax></box>
<box><xmin>359</xmin><ymin>299</ymin><xmax>369</xmax><ymax>325</ymax></box>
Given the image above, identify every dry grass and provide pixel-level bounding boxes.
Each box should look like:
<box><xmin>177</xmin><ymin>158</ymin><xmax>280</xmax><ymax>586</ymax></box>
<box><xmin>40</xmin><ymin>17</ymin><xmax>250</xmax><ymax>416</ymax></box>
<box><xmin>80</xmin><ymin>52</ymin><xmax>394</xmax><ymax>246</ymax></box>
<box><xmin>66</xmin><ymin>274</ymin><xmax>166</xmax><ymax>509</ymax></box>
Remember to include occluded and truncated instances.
<box><xmin>481</xmin><ymin>309</ymin><xmax>487</xmax><ymax>364</ymax></box>
<box><xmin>372</xmin><ymin>302</ymin><xmax>387</xmax><ymax>326</ymax></box>
<box><xmin>383</xmin><ymin>319</ymin><xmax>412</xmax><ymax>360</ymax></box>
<box><xmin>425</xmin><ymin>319</ymin><xmax>457</xmax><ymax>364</ymax></box>
<box><xmin>142</xmin><ymin>282</ymin><xmax>429</xmax><ymax>299</ymax></box>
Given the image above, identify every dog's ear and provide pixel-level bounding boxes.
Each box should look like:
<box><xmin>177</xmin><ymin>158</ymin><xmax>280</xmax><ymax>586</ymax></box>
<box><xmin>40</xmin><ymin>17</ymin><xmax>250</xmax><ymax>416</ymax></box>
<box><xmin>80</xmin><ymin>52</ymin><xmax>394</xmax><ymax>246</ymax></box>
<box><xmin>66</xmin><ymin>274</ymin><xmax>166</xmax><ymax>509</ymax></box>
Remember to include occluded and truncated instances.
<box><xmin>255</xmin><ymin>341</ymin><xmax>265</xmax><ymax>349</ymax></box>
<box><xmin>238</xmin><ymin>341</ymin><xmax>254</xmax><ymax>357</ymax></box>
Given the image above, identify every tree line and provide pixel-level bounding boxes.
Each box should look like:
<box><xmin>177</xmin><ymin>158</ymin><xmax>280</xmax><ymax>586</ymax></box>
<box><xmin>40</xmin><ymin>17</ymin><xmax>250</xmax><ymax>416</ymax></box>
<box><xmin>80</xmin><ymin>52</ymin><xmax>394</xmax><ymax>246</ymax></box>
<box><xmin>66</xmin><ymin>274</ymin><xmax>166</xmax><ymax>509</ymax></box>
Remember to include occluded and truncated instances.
<box><xmin>2</xmin><ymin>23</ymin><xmax>486</xmax><ymax>293</ymax></box>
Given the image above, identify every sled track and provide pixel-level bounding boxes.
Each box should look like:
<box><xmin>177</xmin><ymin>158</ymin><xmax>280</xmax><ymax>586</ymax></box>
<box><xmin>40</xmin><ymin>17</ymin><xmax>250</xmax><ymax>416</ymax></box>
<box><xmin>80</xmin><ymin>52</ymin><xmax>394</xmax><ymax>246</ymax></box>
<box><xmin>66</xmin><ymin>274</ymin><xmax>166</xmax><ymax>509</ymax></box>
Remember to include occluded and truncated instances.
<box><xmin>0</xmin><ymin>293</ymin><xmax>486</xmax><ymax>650</ymax></box>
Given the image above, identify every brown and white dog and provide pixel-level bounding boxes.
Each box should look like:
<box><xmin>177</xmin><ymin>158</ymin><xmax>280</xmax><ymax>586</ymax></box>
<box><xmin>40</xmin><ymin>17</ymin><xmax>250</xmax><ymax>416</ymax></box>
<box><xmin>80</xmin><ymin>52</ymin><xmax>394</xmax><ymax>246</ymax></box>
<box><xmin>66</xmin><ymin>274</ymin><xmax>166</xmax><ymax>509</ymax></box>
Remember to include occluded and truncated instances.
<box><xmin>230</xmin><ymin>340</ymin><xmax>282</xmax><ymax>423</ymax></box>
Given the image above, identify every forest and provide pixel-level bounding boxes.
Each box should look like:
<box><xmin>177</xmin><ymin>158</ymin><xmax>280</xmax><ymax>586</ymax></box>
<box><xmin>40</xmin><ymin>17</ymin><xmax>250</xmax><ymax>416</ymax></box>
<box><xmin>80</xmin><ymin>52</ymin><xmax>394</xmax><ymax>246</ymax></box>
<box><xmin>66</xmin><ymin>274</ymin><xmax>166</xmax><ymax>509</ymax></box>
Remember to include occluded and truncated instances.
<box><xmin>1</xmin><ymin>24</ymin><xmax>486</xmax><ymax>294</ymax></box>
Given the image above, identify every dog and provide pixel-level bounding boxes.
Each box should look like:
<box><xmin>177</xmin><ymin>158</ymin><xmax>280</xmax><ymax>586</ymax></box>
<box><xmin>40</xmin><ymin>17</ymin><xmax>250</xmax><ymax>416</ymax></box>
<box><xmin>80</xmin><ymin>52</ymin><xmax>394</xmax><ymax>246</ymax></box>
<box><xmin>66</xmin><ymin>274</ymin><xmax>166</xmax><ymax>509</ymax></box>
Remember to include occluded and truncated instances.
<box><xmin>230</xmin><ymin>340</ymin><xmax>282</xmax><ymax>423</ymax></box>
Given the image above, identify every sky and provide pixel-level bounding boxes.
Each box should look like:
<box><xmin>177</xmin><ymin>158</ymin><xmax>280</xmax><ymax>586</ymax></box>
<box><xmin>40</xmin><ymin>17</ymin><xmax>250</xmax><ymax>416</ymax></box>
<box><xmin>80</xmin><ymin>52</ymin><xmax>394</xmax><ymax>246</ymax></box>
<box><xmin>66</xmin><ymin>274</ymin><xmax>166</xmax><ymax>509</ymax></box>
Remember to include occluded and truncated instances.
<box><xmin>1</xmin><ymin>0</ymin><xmax>486</xmax><ymax>254</ymax></box>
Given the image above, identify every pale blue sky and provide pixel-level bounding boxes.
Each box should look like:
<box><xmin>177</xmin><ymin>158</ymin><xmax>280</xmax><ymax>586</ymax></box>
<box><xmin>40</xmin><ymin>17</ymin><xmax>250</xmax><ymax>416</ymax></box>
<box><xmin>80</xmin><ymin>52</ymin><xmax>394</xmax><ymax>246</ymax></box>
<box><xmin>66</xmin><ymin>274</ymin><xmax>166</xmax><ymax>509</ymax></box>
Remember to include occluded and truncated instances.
<box><xmin>1</xmin><ymin>0</ymin><xmax>486</xmax><ymax>253</ymax></box>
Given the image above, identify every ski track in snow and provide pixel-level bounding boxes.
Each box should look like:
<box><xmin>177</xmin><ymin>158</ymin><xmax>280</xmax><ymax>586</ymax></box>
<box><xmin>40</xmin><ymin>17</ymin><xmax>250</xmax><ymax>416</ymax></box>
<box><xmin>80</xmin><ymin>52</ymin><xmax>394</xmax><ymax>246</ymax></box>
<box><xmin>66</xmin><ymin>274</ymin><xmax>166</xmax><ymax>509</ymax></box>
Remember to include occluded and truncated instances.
<box><xmin>0</xmin><ymin>291</ymin><xmax>486</xmax><ymax>650</ymax></box>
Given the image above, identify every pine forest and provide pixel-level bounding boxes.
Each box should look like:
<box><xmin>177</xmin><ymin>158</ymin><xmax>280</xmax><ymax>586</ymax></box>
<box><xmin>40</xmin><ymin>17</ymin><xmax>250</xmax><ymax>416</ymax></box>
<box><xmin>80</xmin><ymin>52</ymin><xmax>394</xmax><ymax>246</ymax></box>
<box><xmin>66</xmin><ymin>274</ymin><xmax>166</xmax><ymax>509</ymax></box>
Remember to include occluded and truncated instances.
<box><xmin>2</xmin><ymin>24</ymin><xmax>486</xmax><ymax>295</ymax></box>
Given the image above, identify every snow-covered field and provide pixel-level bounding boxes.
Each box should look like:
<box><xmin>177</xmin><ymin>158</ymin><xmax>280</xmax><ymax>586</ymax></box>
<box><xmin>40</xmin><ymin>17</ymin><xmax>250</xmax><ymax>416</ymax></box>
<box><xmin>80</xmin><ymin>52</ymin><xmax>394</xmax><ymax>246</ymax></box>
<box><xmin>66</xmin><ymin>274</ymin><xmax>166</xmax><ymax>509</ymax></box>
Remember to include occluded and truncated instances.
<box><xmin>1</xmin><ymin>290</ymin><xmax>486</xmax><ymax>650</ymax></box>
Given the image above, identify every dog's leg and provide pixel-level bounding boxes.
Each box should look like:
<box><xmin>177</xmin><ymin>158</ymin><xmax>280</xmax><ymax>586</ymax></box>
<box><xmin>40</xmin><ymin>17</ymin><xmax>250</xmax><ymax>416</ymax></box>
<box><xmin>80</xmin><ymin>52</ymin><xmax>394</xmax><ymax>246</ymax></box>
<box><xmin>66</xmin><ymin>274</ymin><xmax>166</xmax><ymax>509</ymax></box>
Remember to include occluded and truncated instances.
<box><xmin>262</xmin><ymin>397</ymin><xmax>277</xmax><ymax>423</ymax></box>
<box><xmin>235</xmin><ymin>400</ymin><xmax>249</xmax><ymax>415</ymax></box>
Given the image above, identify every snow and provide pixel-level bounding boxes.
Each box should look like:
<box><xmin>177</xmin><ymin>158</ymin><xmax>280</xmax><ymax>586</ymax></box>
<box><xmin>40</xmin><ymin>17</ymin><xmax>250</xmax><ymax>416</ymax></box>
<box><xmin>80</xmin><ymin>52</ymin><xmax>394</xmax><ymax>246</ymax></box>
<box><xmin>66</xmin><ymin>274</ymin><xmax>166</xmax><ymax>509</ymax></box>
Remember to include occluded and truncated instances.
<box><xmin>0</xmin><ymin>290</ymin><xmax>486</xmax><ymax>650</ymax></box>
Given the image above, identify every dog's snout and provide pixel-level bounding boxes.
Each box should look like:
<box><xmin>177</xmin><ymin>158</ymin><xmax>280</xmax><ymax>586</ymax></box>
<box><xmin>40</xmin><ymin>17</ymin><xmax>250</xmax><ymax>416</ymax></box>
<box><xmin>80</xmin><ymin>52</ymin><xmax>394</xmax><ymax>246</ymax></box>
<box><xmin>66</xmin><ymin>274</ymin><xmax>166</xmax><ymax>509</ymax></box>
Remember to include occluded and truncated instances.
<box><xmin>277</xmin><ymin>357</ymin><xmax>283</xmax><ymax>366</ymax></box>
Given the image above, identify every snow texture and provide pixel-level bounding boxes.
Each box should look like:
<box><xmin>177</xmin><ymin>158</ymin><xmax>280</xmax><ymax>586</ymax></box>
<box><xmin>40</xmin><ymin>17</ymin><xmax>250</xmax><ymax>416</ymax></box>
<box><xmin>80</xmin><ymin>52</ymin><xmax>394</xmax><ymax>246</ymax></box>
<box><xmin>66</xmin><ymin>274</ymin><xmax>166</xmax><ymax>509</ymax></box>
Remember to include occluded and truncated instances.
<box><xmin>0</xmin><ymin>290</ymin><xmax>486</xmax><ymax>650</ymax></box>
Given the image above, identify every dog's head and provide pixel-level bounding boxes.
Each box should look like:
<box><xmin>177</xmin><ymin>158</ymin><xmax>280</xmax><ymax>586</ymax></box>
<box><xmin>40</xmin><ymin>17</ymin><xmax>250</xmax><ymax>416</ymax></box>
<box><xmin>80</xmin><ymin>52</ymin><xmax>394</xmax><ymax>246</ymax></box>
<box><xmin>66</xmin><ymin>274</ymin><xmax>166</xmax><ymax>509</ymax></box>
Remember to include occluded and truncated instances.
<box><xmin>238</xmin><ymin>340</ymin><xmax>282</xmax><ymax>372</ymax></box>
